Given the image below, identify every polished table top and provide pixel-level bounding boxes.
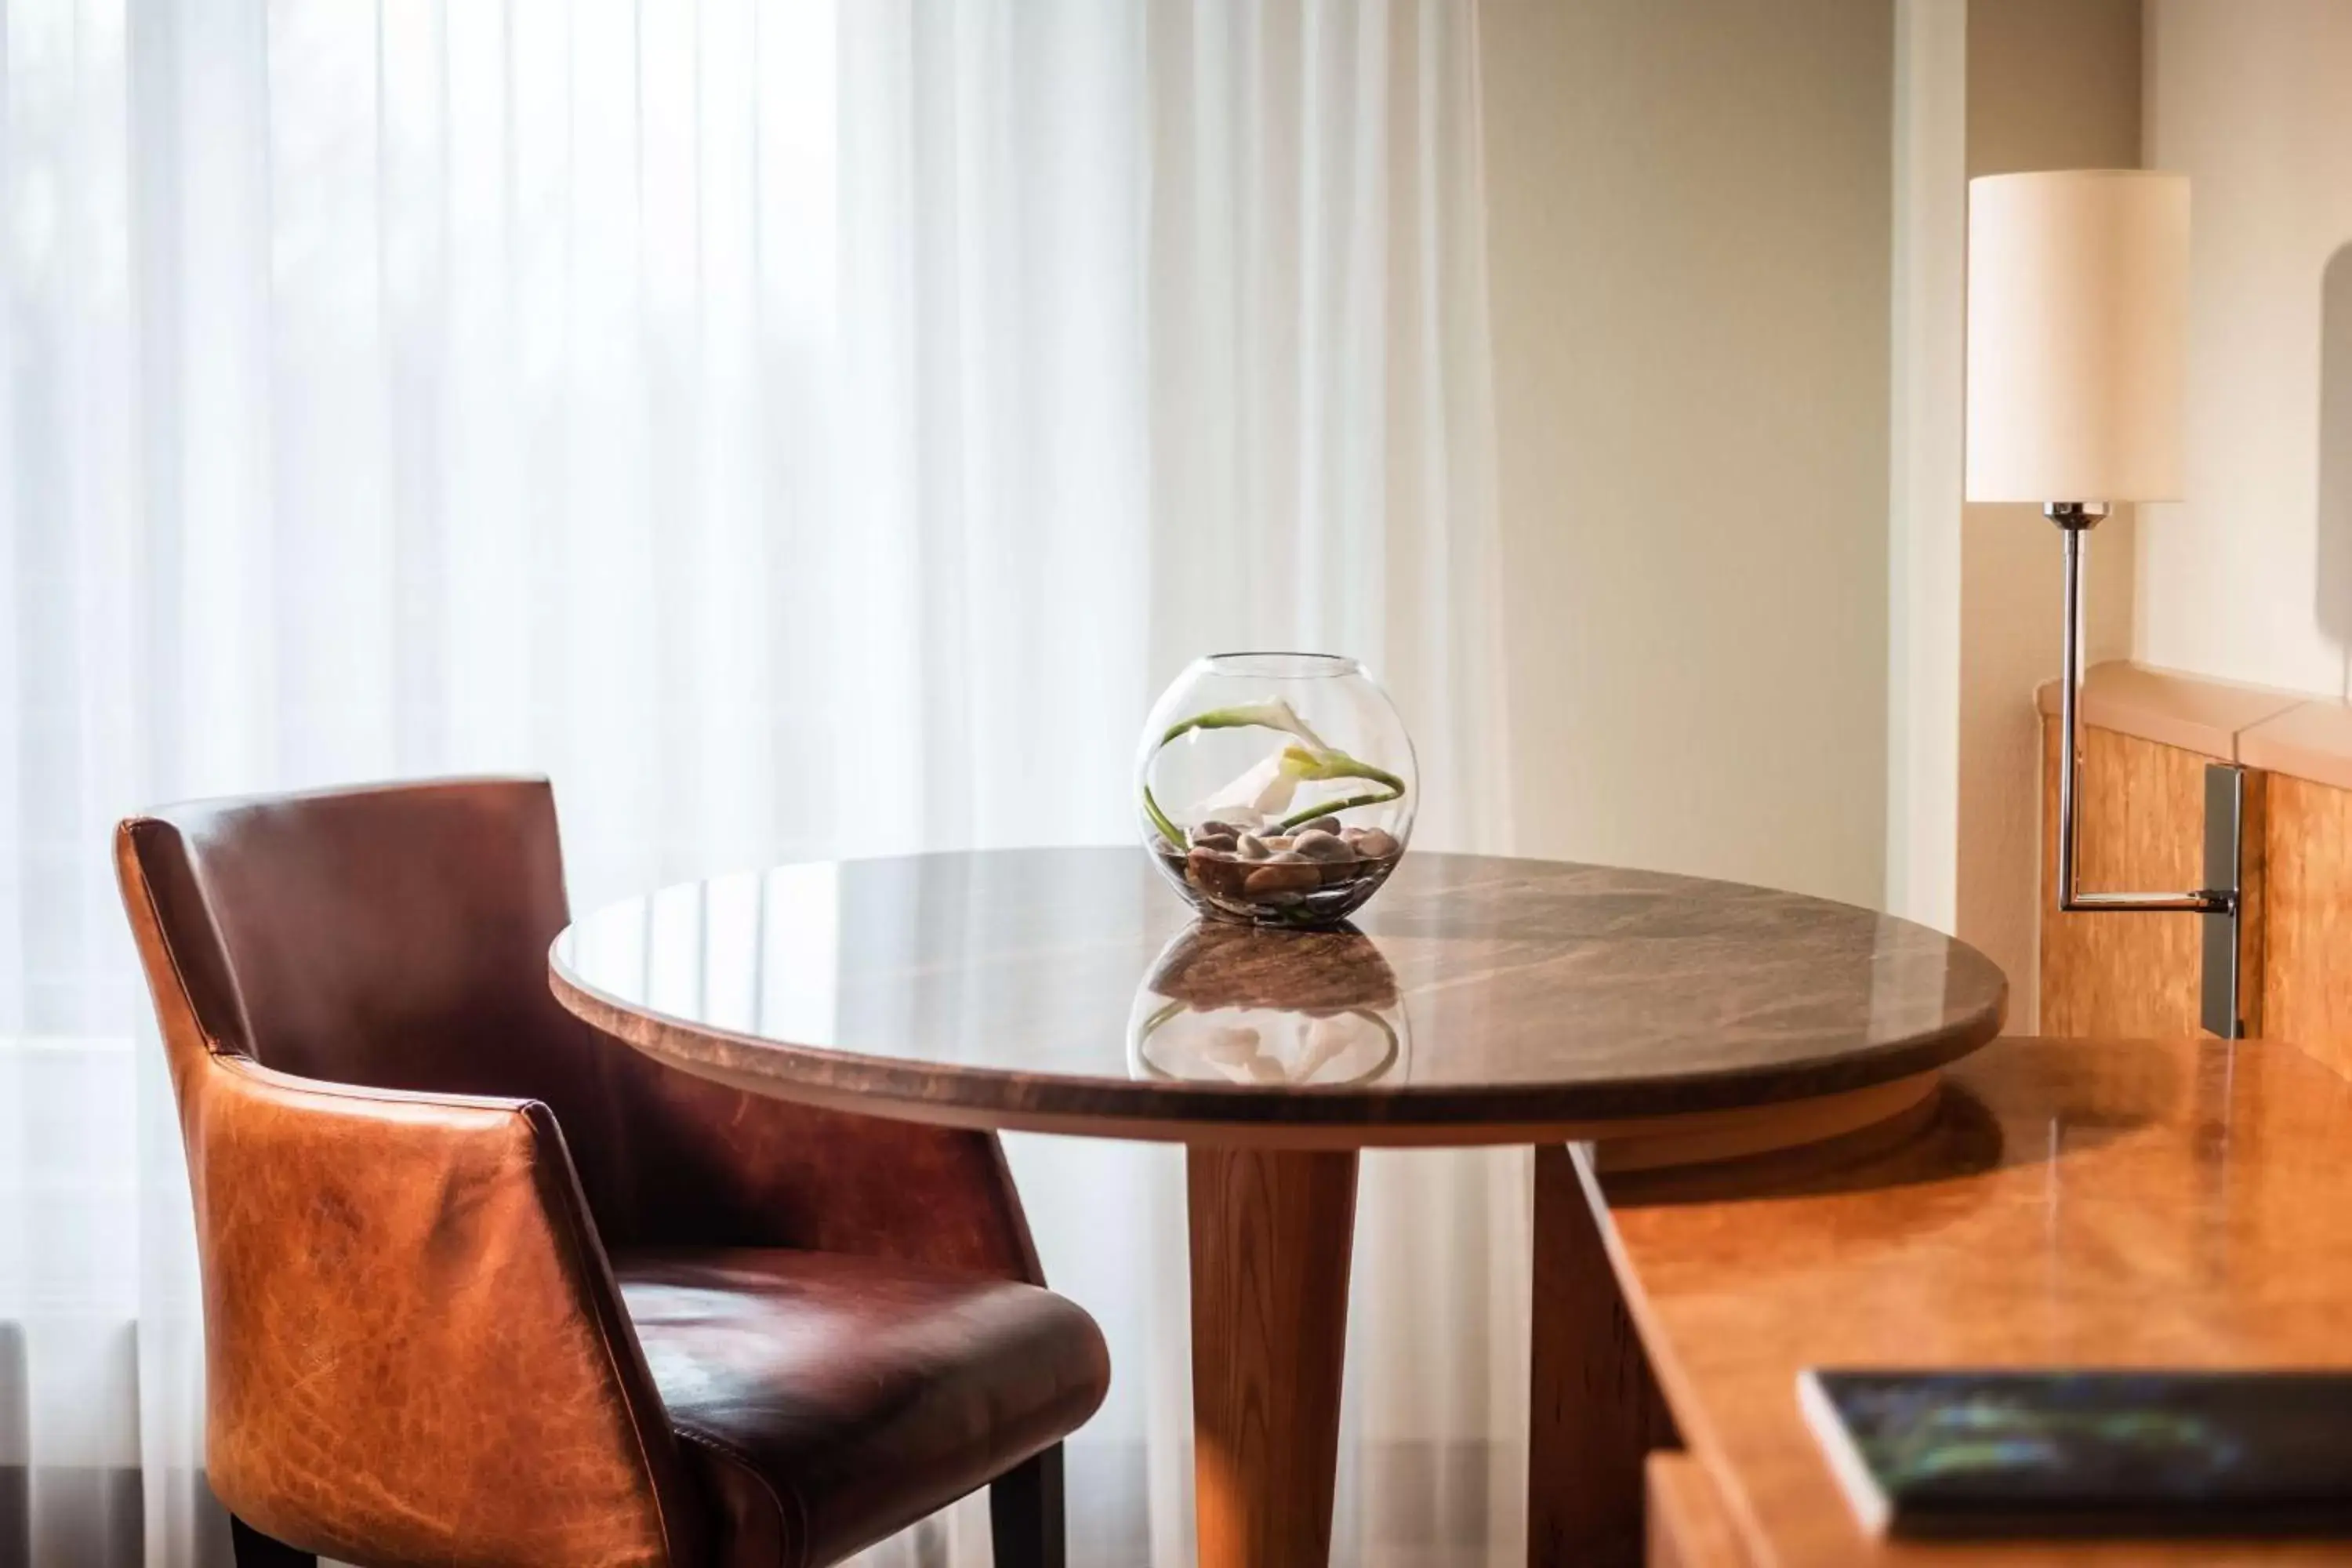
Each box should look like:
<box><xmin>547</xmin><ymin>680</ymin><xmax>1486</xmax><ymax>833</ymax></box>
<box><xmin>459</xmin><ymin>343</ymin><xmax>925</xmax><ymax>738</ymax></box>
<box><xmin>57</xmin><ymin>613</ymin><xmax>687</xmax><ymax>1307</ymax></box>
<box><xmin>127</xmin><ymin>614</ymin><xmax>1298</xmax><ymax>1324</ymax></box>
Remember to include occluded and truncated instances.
<box><xmin>1598</xmin><ymin>1035</ymin><xmax>2352</xmax><ymax>1565</ymax></box>
<box><xmin>550</xmin><ymin>847</ymin><xmax>2007</xmax><ymax>1142</ymax></box>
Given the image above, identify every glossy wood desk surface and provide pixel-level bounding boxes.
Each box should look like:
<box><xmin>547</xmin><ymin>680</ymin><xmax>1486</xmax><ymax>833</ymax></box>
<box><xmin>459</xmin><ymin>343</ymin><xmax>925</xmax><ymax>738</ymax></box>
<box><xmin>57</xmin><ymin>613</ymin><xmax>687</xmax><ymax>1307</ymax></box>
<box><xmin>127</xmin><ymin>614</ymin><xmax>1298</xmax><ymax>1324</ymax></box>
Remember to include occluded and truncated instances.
<box><xmin>550</xmin><ymin>846</ymin><xmax>2006</xmax><ymax>1144</ymax></box>
<box><xmin>1595</xmin><ymin>1035</ymin><xmax>2352</xmax><ymax>1566</ymax></box>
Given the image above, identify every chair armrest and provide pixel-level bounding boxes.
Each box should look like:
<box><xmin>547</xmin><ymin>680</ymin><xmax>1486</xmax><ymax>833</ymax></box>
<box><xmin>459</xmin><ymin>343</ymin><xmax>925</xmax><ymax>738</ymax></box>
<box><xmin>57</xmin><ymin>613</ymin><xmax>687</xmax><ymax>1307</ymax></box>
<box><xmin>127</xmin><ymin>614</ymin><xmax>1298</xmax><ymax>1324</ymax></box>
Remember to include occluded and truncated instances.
<box><xmin>181</xmin><ymin>1054</ymin><xmax>705</xmax><ymax>1568</ymax></box>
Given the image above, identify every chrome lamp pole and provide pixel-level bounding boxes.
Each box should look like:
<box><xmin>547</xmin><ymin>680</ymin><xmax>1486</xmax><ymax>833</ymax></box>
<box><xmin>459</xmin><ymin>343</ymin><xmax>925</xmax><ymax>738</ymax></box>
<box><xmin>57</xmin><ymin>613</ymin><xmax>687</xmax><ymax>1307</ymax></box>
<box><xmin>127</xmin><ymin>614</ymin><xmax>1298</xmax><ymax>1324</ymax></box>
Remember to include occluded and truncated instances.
<box><xmin>2046</xmin><ymin>502</ymin><xmax>2245</xmax><ymax>1038</ymax></box>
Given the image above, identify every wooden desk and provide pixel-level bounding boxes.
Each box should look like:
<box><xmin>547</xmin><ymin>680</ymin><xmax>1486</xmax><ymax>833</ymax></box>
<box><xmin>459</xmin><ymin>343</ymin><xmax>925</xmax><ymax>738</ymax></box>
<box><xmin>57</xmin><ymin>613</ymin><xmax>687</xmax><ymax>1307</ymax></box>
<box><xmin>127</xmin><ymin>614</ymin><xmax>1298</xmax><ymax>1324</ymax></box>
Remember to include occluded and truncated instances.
<box><xmin>1588</xmin><ymin>1035</ymin><xmax>2352</xmax><ymax>1566</ymax></box>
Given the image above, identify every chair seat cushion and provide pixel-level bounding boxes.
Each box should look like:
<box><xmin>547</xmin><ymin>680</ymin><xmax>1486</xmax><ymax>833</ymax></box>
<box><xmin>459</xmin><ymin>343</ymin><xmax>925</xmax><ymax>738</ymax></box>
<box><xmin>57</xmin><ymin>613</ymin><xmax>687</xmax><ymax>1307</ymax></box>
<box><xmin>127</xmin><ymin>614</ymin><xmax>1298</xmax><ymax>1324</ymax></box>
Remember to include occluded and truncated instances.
<box><xmin>615</xmin><ymin>1248</ymin><xmax>1109</xmax><ymax>1568</ymax></box>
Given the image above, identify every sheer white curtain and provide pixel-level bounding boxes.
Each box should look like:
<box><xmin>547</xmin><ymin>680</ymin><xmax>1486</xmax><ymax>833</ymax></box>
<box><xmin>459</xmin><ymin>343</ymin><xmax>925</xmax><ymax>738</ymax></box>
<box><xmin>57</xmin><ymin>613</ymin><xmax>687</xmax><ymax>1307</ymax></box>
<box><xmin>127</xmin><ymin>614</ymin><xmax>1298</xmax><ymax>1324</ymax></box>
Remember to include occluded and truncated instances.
<box><xmin>0</xmin><ymin>0</ymin><xmax>1516</xmax><ymax>1563</ymax></box>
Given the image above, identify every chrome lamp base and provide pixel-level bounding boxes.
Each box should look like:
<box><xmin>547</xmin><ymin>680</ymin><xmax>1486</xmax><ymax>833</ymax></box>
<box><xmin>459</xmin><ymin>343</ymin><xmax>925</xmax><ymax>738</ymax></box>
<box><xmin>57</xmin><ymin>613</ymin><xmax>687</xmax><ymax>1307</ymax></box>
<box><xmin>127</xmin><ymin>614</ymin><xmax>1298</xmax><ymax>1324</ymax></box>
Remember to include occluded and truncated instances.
<box><xmin>2047</xmin><ymin>503</ymin><xmax>2246</xmax><ymax>1039</ymax></box>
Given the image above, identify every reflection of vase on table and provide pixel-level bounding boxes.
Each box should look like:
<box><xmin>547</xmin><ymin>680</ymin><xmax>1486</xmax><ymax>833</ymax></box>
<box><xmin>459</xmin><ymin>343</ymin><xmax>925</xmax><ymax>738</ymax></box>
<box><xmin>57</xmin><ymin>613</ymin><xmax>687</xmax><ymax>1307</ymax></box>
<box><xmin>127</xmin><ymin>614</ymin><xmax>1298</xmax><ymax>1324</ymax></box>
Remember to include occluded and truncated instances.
<box><xmin>1128</xmin><ymin>922</ymin><xmax>1412</xmax><ymax>1085</ymax></box>
<box><xmin>1135</xmin><ymin>652</ymin><xmax>1418</xmax><ymax>928</ymax></box>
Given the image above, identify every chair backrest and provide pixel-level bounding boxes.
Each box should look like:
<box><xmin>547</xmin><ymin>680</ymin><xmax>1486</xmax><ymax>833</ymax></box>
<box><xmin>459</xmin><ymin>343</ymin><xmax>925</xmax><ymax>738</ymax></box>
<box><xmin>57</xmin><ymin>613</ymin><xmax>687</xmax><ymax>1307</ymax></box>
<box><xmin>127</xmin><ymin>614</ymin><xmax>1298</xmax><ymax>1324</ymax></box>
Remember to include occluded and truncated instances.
<box><xmin>132</xmin><ymin>778</ymin><xmax>632</xmax><ymax>1167</ymax></box>
<box><xmin>115</xmin><ymin>779</ymin><xmax>701</xmax><ymax>1566</ymax></box>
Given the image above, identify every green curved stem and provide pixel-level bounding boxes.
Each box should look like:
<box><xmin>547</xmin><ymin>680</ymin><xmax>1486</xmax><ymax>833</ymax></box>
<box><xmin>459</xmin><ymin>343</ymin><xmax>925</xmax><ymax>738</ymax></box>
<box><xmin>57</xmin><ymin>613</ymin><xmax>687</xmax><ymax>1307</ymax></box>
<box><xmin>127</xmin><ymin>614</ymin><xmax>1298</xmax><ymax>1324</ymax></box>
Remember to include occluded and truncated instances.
<box><xmin>1268</xmin><ymin>784</ymin><xmax>1403</xmax><ymax>833</ymax></box>
<box><xmin>1134</xmin><ymin>996</ymin><xmax>1189</xmax><ymax>1047</ymax></box>
<box><xmin>1346</xmin><ymin>1007</ymin><xmax>1403</xmax><ymax>1080</ymax></box>
<box><xmin>1142</xmin><ymin>781</ymin><xmax>1184</xmax><ymax>847</ymax></box>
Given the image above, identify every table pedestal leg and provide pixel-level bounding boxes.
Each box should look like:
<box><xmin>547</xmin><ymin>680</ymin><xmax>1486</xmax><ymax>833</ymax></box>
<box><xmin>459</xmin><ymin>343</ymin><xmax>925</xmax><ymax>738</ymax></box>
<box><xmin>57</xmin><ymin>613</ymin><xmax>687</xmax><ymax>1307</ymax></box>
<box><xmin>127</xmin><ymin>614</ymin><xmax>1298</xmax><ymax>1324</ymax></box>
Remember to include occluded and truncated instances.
<box><xmin>1529</xmin><ymin>1142</ymin><xmax>1675</xmax><ymax>1568</ymax></box>
<box><xmin>1187</xmin><ymin>1145</ymin><xmax>1359</xmax><ymax>1568</ymax></box>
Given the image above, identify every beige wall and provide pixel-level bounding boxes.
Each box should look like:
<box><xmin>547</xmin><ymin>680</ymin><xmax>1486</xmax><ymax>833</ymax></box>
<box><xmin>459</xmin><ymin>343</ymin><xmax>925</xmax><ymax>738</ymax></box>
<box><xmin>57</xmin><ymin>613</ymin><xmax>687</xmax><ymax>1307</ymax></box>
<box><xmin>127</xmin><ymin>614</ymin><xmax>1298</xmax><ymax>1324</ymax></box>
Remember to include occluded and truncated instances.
<box><xmin>2140</xmin><ymin>0</ymin><xmax>2352</xmax><ymax>697</ymax></box>
<box><xmin>1957</xmin><ymin>0</ymin><xmax>2143</xmax><ymax>1028</ymax></box>
<box><xmin>1480</xmin><ymin>0</ymin><xmax>1893</xmax><ymax>907</ymax></box>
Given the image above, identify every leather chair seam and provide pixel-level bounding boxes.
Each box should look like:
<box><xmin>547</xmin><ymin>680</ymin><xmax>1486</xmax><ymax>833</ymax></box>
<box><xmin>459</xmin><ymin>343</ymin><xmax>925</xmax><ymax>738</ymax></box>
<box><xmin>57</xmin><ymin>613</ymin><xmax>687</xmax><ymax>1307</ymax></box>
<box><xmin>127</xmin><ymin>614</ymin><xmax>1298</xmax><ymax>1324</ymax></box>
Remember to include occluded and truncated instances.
<box><xmin>215</xmin><ymin>1052</ymin><xmax>520</xmax><ymax>1115</ymax></box>
<box><xmin>672</xmin><ymin>1421</ymin><xmax>808</xmax><ymax>1565</ymax></box>
<box><xmin>526</xmin><ymin>1109</ymin><xmax>694</xmax><ymax>1567</ymax></box>
<box><xmin>120</xmin><ymin>818</ymin><xmax>238</xmax><ymax>1065</ymax></box>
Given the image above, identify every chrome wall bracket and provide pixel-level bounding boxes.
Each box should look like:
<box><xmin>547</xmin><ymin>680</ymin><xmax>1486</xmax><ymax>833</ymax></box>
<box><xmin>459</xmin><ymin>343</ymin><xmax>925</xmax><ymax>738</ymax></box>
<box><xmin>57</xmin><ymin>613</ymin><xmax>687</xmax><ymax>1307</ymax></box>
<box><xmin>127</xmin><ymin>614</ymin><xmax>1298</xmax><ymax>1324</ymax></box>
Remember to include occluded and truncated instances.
<box><xmin>2199</xmin><ymin>762</ymin><xmax>2247</xmax><ymax>1040</ymax></box>
<box><xmin>2048</xmin><ymin>503</ymin><xmax>2245</xmax><ymax>1040</ymax></box>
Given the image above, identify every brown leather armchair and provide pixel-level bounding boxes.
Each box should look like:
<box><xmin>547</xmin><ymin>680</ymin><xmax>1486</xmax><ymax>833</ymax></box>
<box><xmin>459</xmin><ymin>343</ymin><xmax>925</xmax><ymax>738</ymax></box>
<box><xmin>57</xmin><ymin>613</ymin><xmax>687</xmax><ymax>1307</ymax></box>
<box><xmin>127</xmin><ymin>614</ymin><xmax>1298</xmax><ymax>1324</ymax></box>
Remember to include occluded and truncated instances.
<box><xmin>114</xmin><ymin>779</ymin><xmax>1110</xmax><ymax>1568</ymax></box>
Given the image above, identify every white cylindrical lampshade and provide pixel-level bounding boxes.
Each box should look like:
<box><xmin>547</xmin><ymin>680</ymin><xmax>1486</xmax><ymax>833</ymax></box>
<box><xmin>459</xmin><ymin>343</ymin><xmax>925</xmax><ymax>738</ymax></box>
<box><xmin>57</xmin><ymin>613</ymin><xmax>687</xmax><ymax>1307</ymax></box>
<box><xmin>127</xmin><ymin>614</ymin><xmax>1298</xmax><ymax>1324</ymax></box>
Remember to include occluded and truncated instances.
<box><xmin>1965</xmin><ymin>170</ymin><xmax>2189</xmax><ymax>503</ymax></box>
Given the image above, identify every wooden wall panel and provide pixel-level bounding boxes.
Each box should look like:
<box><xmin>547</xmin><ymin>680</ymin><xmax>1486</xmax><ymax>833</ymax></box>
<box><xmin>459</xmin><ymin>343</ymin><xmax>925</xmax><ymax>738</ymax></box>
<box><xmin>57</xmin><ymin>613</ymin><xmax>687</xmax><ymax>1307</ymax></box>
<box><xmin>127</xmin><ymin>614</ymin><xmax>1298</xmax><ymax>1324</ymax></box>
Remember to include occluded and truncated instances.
<box><xmin>2263</xmin><ymin>772</ymin><xmax>2352</xmax><ymax>1077</ymax></box>
<box><xmin>2038</xmin><ymin>716</ymin><xmax>2209</xmax><ymax>1037</ymax></box>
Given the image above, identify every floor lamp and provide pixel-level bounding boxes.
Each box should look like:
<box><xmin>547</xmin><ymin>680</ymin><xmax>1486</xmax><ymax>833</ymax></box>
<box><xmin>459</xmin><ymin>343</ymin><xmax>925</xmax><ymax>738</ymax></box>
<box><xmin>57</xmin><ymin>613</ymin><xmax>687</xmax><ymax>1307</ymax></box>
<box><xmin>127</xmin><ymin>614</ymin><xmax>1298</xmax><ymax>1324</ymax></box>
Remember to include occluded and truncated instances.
<box><xmin>1965</xmin><ymin>169</ymin><xmax>2244</xmax><ymax>1039</ymax></box>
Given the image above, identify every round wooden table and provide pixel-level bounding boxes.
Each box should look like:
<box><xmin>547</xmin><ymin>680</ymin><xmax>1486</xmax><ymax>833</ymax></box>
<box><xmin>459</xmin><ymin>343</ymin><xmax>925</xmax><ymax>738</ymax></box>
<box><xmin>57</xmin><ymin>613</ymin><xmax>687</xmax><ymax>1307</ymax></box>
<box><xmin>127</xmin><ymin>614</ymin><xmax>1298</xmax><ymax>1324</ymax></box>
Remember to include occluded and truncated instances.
<box><xmin>550</xmin><ymin>847</ymin><xmax>2005</xmax><ymax>1568</ymax></box>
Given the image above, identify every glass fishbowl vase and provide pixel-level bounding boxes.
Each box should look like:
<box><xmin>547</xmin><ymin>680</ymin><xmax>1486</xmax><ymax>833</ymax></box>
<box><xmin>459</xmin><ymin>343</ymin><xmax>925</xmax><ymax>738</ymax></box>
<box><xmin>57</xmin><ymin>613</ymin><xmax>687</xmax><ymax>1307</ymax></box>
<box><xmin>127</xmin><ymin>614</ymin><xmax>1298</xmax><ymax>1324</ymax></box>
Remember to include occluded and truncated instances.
<box><xmin>1134</xmin><ymin>652</ymin><xmax>1417</xmax><ymax>928</ymax></box>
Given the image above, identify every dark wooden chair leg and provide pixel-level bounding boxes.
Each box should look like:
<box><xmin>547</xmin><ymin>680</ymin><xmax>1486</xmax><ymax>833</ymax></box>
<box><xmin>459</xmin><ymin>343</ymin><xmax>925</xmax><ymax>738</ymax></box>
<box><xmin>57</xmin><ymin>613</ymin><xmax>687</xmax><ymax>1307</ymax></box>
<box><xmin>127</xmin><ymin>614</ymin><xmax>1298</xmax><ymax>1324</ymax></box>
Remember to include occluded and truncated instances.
<box><xmin>989</xmin><ymin>1443</ymin><xmax>1066</xmax><ymax>1568</ymax></box>
<box><xmin>230</xmin><ymin>1515</ymin><xmax>316</xmax><ymax>1568</ymax></box>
